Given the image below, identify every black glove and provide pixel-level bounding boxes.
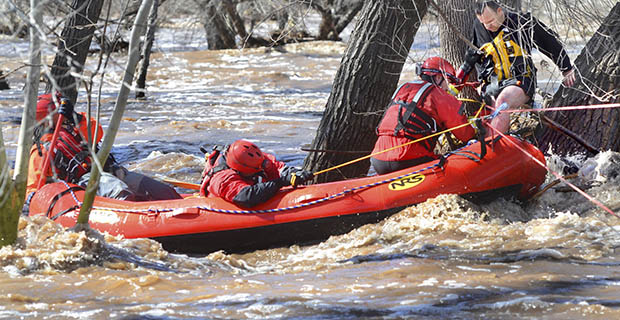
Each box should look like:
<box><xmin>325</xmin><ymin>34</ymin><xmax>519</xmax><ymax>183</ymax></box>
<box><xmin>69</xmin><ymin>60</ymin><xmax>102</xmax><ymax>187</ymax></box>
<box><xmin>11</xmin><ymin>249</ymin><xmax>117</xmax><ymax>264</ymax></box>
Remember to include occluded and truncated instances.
<box><xmin>279</xmin><ymin>167</ymin><xmax>313</xmax><ymax>187</ymax></box>
<box><xmin>475</xmin><ymin>119</ymin><xmax>487</xmax><ymax>138</ymax></box>
<box><xmin>460</xmin><ymin>49</ymin><xmax>484</xmax><ymax>78</ymax></box>
<box><xmin>58</xmin><ymin>98</ymin><xmax>75</xmax><ymax>123</ymax></box>
<box><xmin>278</xmin><ymin>167</ymin><xmax>296</xmax><ymax>187</ymax></box>
<box><xmin>291</xmin><ymin>170</ymin><xmax>313</xmax><ymax>187</ymax></box>
<box><xmin>464</xmin><ymin>49</ymin><xmax>484</xmax><ymax>66</ymax></box>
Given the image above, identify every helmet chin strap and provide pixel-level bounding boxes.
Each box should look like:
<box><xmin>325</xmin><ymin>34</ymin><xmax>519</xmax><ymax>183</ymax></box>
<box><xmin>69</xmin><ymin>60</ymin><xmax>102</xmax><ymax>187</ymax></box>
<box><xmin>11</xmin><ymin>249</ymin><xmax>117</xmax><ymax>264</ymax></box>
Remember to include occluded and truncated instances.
<box><xmin>432</xmin><ymin>75</ymin><xmax>444</xmax><ymax>87</ymax></box>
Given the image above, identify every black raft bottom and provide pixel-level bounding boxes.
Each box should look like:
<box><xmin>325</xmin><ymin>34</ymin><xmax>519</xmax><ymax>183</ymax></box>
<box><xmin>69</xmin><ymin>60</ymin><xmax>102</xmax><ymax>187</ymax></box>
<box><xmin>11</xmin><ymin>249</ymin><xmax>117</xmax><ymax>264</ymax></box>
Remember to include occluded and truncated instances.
<box><xmin>153</xmin><ymin>184</ymin><xmax>524</xmax><ymax>255</ymax></box>
<box><xmin>153</xmin><ymin>207</ymin><xmax>404</xmax><ymax>255</ymax></box>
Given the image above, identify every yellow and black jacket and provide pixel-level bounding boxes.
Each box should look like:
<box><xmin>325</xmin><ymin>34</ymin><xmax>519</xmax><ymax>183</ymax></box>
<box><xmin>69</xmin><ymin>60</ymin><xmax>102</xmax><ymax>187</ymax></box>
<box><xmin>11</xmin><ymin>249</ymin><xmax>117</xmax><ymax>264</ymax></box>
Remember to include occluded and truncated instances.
<box><xmin>471</xmin><ymin>10</ymin><xmax>572</xmax><ymax>97</ymax></box>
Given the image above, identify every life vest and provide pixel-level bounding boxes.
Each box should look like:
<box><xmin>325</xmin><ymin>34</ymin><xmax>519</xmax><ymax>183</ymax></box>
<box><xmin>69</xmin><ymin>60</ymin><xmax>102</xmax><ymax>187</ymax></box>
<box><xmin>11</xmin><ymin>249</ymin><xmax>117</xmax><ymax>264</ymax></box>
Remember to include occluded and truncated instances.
<box><xmin>50</xmin><ymin>125</ymin><xmax>92</xmax><ymax>183</ymax></box>
<box><xmin>376</xmin><ymin>81</ymin><xmax>438</xmax><ymax>152</ymax></box>
<box><xmin>34</xmin><ymin>113</ymin><xmax>103</xmax><ymax>155</ymax></box>
<box><xmin>199</xmin><ymin>145</ymin><xmax>228</xmax><ymax>196</ymax></box>
<box><xmin>479</xmin><ymin>29</ymin><xmax>533</xmax><ymax>84</ymax></box>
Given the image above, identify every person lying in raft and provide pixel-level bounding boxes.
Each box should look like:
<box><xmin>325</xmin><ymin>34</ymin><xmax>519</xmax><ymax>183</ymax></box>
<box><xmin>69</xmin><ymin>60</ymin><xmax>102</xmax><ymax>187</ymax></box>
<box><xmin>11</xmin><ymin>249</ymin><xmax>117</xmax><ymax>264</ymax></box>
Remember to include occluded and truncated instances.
<box><xmin>199</xmin><ymin>139</ymin><xmax>313</xmax><ymax>208</ymax></box>
<box><xmin>370</xmin><ymin>56</ymin><xmax>480</xmax><ymax>175</ymax></box>
<box><xmin>26</xmin><ymin>92</ymin><xmax>182</xmax><ymax>202</ymax></box>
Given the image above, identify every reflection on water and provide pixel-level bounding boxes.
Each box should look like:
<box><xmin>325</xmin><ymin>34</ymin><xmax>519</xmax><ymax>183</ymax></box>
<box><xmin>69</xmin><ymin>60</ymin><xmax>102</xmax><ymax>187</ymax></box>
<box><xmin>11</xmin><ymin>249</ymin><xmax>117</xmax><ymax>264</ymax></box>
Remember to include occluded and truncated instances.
<box><xmin>1</xmin><ymin>37</ymin><xmax>620</xmax><ymax>319</ymax></box>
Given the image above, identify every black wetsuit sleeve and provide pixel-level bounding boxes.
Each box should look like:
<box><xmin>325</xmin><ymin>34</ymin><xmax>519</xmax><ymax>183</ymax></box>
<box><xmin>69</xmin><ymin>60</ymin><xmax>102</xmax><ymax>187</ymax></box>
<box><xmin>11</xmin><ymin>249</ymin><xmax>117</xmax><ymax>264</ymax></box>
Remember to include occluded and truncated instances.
<box><xmin>232</xmin><ymin>180</ymin><xmax>283</xmax><ymax>208</ymax></box>
<box><xmin>529</xmin><ymin>14</ymin><xmax>572</xmax><ymax>72</ymax></box>
<box><xmin>471</xmin><ymin>21</ymin><xmax>489</xmax><ymax>78</ymax></box>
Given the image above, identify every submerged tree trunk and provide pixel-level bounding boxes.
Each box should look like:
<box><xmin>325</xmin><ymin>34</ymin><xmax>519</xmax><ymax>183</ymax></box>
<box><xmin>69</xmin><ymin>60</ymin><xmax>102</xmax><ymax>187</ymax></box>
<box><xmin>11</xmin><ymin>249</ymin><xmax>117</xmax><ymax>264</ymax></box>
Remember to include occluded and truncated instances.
<box><xmin>332</xmin><ymin>1</ymin><xmax>364</xmax><ymax>38</ymax></box>
<box><xmin>537</xmin><ymin>3</ymin><xmax>620</xmax><ymax>155</ymax></box>
<box><xmin>203</xmin><ymin>0</ymin><xmax>237</xmax><ymax>50</ymax></box>
<box><xmin>223</xmin><ymin>0</ymin><xmax>270</xmax><ymax>48</ymax></box>
<box><xmin>0</xmin><ymin>128</ymin><xmax>21</xmax><ymax>247</ymax></box>
<box><xmin>13</xmin><ymin>0</ymin><xmax>43</xmax><ymax>201</ymax></box>
<box><xmin>0</xmin><ymin>71</ymin><xmax>9</xmax><ymax>90</ymax></box>
<box><xmin>312</xmin><ymin>0</ymin><xmax>364</xmax><ymax>41</ymax></box>
<box><xmin>303</xmin><ymin>0</ymin><xmax>428</xmax><ymax>183</ymax></box>
<box><xmin>1</xmin><ymin>0</ymin><xmax>43</xmax><ymax>247</ymax></box>
<box><xmin>313</xmin><ymin>3</ymin><xmax>337</xmax><ymax>40</ymax></box>
<box><xmin>136</xmin><ymin>0</ymin><xmax>159</xmax><ymax>99</ymax></box>
<box><xmin>46</xmin><ymin>0</ymin><xmax>104</xmax><ymax>103</ymax></box>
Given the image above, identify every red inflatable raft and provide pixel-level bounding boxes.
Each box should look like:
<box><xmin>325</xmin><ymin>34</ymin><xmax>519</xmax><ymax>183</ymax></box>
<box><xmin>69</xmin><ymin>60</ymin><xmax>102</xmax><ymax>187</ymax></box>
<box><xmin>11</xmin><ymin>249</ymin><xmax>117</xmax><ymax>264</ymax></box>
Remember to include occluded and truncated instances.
<box><xmin>28</xmin><ymin>136</ymin><xmax>547</xmax><ymax>254</ymax></box>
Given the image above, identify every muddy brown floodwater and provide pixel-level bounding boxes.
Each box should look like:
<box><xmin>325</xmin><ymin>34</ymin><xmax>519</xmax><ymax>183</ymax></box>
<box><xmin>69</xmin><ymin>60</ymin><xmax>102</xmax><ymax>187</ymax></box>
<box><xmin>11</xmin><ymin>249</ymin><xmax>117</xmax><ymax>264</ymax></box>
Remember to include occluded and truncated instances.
<box><xmin>1</xmin><ymin>31</ymin><xmax>619</xmax><ymax>319</ymax></box>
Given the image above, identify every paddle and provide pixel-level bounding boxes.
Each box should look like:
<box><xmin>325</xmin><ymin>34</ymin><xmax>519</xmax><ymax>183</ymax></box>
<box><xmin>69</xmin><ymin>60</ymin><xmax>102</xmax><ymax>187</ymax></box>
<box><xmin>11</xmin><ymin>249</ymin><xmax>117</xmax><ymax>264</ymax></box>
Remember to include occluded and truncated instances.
<box><xmin>161</xmin><ymin>178</ymin><xmax>200</xmax><ymax>190</ymax></box>
<box><xmin>36</xmin><ymin>114</ymin><xmax>64</xmax><ymax>189</ymax></box>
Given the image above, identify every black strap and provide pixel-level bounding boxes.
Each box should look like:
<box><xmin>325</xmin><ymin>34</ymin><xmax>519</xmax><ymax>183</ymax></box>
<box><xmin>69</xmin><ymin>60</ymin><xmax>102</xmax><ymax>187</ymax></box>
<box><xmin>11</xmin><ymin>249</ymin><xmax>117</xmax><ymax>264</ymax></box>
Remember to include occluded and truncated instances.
<box><xmin>22</xmin><ymin>191</ymin><xmax>37</xmax><ymax>216</ymax></box>
<box><xmin>394</xmin><ymin>82</ymin><xmax>437</xmax><ymax>152</ymax></box>
<box><xmin>35</xmin><ymin>140</ymin><xmax>43</xmax><ymax>157</ymax></box>
<box><xmin>398</xmin><ymin>106</ymin><xmax>437</xmax><ymax>135</ymax></box>
<box><xmin>475</xmin><ymin>119</ymin><xmax>487</xmax><ymax>160</ymax></box>
<box><xmin>438</xmin><ymin>155</ymin><xmax>447</xmax><ymax>168</ymax></box>
<box><xmin>450</xmin><ymin>151</ymin><xmax>480</xmax><ymax>162</ymax></box>
<box><xmin>394</xmin><ymin>82</ymin><xmax>434</xmax><ymax>135</ymax></box>
<box><xmin>457</xmin><ymin>150</ymin><xmax>482</xmax><ymax>159</ymax></box>
<box><xmin>46</xmin><ymin>186</ymin><xmax>84</xmax><ymax>220</ymax></box>
<box><xmin>50</xmin><ymin>205</ymin><xmax>80</xmax><ymax>221</ymax></box>
<box><xmin>209</xmin><ymin>151</ymin><xmax>229</xmax><ymax>176</ymax></box>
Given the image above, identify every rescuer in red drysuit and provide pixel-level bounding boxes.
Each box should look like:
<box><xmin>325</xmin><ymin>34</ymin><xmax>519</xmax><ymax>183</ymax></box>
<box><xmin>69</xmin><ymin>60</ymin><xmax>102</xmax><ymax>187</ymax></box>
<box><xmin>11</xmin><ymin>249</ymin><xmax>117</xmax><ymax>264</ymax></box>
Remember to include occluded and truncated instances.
<box><xmin>26</xmin><ymin>92</ymin><xmax>182</xmax><ymax>202</ymax></box>
<box><xmin>370</xmin><ymin>57</ymin><xmax>478</xmax><ymax>175</ymax></box>
<box><xmin>200</xmin><ymin>140</ymin><xmax>313</xmax><ymax>208</ymax></box>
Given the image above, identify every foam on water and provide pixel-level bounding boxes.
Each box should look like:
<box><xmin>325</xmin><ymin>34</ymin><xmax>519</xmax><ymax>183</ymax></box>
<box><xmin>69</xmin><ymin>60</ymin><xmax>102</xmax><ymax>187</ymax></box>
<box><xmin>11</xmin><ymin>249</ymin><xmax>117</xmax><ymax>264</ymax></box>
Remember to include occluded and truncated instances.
<box><xmin>2</xmin><ymin>20</ymin><xmax>620</xmax><ymax>318</ymax></box>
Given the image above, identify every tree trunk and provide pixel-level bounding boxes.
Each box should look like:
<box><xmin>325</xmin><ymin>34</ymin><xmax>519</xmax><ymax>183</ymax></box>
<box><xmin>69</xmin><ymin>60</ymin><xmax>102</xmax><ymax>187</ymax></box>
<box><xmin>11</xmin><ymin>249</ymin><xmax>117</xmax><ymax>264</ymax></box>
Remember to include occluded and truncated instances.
<box><xmin>1</xmin><ymin>0</ymin><xmax>43</xmax><ymax>247</ymax></box>
<box><xmin>76</xmin><ymin>0</ymin><xmax>154</xmax><ymax>225</ymax></box>
<box><xmin>303</xmin><ymin>0</ymin><xmax>428</xmax><ymax>183</ymax></box>
<box><xmin>313</xmin><ymin>0</ymin><xmax>364</xmax><ymax>41</ymax></box>
<box><xmin>223</xmin><ymin>0</ymin><xmax>247</xmax><ymax>39</ymax></box>
<box><xmin>136</xmin><ymin>0</ymin><xmax>159</xmax><ymax>99</ymax></box>
<box><xmin>333</xmin><ymin>1</ymin><xmax>364</xmax><ymax>37</ymax></box>
<box><xmin>0</xmin><ymin>0</ymin><xmax>28</xmax><ymax>37</ymax></box>
<box><xmin>537</xmin><ymin>3</ymin><xmax>620</xmax><ymax>155</ymax></box>
<box><xmin>223</xmin><ymin>0</ymin><xmax>270</xmax><ymax>48</ymax></box>
<box><xmin>438</xmin><ymin>0</ymin><xmax>475</xmax><ymax>66</ymax></box>
<box><xmin>314</xmin><ymin>3</ymin><xmax>337</xmax><ymax>40</ymax></box>
<box><xmin>13</xmin><ymin>0</ymin><xmax>43</xmax><ymax>202</ymax></box>
<box><xmin>0</xmin><ymin>71</ymin><xmax>9</xmax><ymax>90</ymax></box>
<box><xmin>203</xmin><ymin>0</ymin><xmax>237</xmax><ymax>50</ymax></box>
<box><xmin>46</xmin><ymin>0</ymin><xmax>104</xmax><ymax>103</ymax></box>
<box><xmin>436</xmin><ymin>0</ymin><xmax>481</xmax><ymax>116</ymax></box>
<box><xmin>0</xmin><ymin>127</ymin><xmax>21</xmax><ymax>247</ymax></box>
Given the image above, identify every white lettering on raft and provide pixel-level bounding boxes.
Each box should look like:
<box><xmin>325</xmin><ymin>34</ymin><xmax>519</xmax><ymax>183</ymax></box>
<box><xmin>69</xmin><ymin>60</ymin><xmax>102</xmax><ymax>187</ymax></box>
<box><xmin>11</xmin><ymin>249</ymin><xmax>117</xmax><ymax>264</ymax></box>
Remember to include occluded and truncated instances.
<box><xmin>88</xmin><ymin>210</ymin><xmax>121</xmax><ymax>225</ymax></box>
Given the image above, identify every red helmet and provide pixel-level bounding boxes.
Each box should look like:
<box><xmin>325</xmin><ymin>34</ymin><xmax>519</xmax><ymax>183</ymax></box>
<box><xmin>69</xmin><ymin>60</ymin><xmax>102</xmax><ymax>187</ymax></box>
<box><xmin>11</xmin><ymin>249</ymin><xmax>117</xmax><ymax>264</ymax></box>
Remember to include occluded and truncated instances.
<box><xmin>36</xmin><ymin>92</ymin><xmax>62</xmax><ymax>122</ymax></box>
<box><xmin>420</xmin><ymin>57</ymin><xmax>458</xmax><ymax>83</ymax></box>
<box><xmin>226</xmin><ymin>140</ymin><xmax>265</xmax><ymax>175</ymax></box>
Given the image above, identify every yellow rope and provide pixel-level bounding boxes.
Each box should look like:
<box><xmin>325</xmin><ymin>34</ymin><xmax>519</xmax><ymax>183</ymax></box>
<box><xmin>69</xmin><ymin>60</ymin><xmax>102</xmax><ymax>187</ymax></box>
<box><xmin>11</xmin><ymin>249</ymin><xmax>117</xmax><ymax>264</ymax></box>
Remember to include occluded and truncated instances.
<box><xmin>314</xmin><ymin>99</ymin><xmax>489</xmax><ymax>177</ymax></box>
<box><xmin>458</xmin><ymin>97</ymin><xmax>482</xmax><ymax>104</ymax></box>
<box><xmin>314</xmin><ymin>122</ymin><xmax>476</xmax><ymax>176</ymax></box>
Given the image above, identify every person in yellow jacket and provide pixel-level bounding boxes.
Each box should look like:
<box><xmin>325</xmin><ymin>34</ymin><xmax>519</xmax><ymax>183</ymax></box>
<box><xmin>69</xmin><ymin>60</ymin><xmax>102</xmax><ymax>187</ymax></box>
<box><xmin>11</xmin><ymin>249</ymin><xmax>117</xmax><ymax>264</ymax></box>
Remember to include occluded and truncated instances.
<box><xmin>455</xmin><ymin>1</ymin><xmax>576</xmax><ymax>134</ymax></box>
